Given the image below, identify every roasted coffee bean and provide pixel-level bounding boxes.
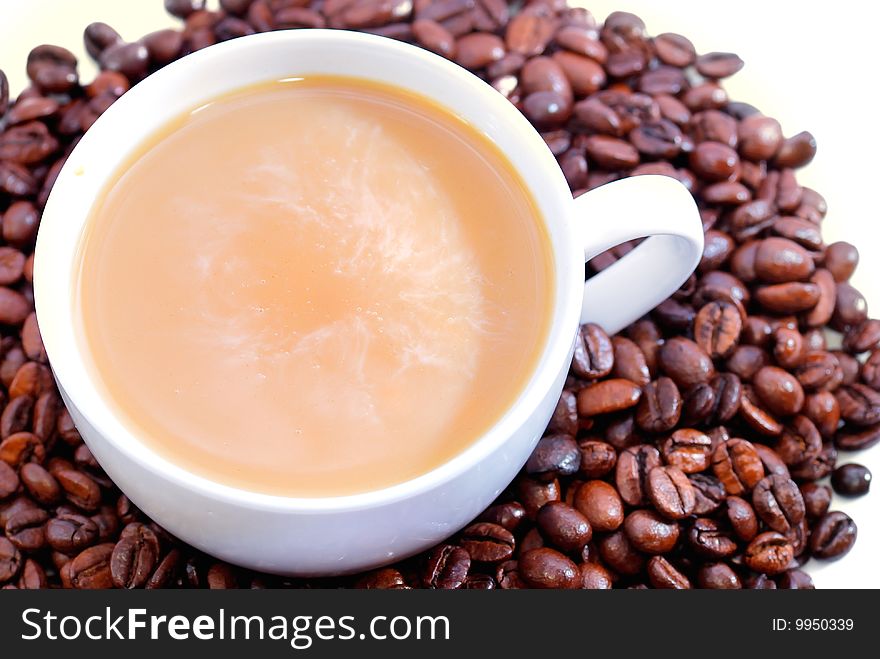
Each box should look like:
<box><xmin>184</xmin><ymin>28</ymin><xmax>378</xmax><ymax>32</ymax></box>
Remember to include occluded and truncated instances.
<box><xmin>699</xmin><ymin>230</ymin><xmax>736</xmax><ymax>272</ymax></box>
<box><xmin>5</xmin><ymin>507</ymin><xmax>48</xmax><ymax>552</ymax></box>
<box><xmin>525</xmin><ymin>433</ymin><xmax>580</xmax><ymax>479</ymax></box>
<box><xmin>55</xmin><ymin>469</ymin><xmax>101</xmax><ymax>512</ymax></box>
<box><xmin>680</xmin><ymin>383</ymin><xmax>714</xmax><ymax>426</ymax></box>
<box><xmin>754</xmin><ymin>237</ymin><xmax>814</xmax><ymax>284</ymax></box>
<box><xmin>597</xmin><ymin>530</ymin><xmax>645</xmax><ymax>576</ymax></box>
<box><xmin>696</xmin><ymin>51</ymin><xmax>744</xmax><ymax>79</ymax></box>
<box><xmin>111</xmin><ymin>524</ymin><xmax>160</xmax><ymax>589</ymax></box>
<box><xmin>863</xmin><ymin>351</ymin><xmax>880</xmax><ymax>390</ymax></box>
<box><xmin>577</xmin><ymin>439</ymin><xmax>616</xmax><ymax>478</ymax></box>
<box><xmin>0</xmin><ymin>430</ymin><xmax>43</xmax><ymax>466</ymax></box>
<box><xmin>774</xmin><ymin>131</ymin><xmax>817</xmax><ymax>168</ymax></box>
<box><xmin>658</xmin><ymin>338</ymin><xmax>715</xmax><ymax>390</ymax></box>
<box><xmin>578</xmin><ymin>561</ymin><xmax>613</xmax><ymax>589</ymax></box>
<box><xmin>0</xmin><ymin>460</ymin><xmax>20</xmax><ymax>499</ymax></box>
<box><xmin>652</xmin><ymin>32</ymin><xmax>695</xmax><ymax>67</ymax></box>
<box><xmin>423</xmin><ymin>544</ymin><xmax>470</xmax><ymax>589</ymax></box>
<box><xmin>45</xmin><ymin>513</ymin><xmax>99</xmax><ymax>553</ymax></box>
<box><xmin>698</xmin><ymin>562</ymin><xmax>742</xmax><ymax>589</ymax></box>
<box><xmin>661</xmin><ymin>429</ymin><xmax>712</xmax><ymax>474</ymax></box>
<box><xmin>624</xmin><ymin>509</ymin><xmax>679</xmax><ymax>554</ymax></box>
<box><xmin>832</xmin><ymin>282</ymin><xmax>868</xmax><ymax>331</ymax></box>
<box><xmin>519</xmin><ymin>548</ymin><xmax>578</xmax><ymax>589</ymax></box>
<box><xmin>795</xmin><ymin>351</ymin><xmax>838</xmax><ymax>392</ymax></box>
<box><xmin>744</xmin><ymin>532</ymin><xmax>793</xmax><ymax>575</ymax></box>
<box><xmin>646</xmin><ymin>465</ymin><xmax>695</xmax><ymax>519</ymax></box>
<box><xmin>824</xmin><ymin>242</ymin><xmax>858</xmax><ymax>283</ymax></box>
<box><xmin>547</xmin><ymin>390</ymin><xmax>577</xmax><ymax>436</ymax></box>
<box><xmin>653</xmin><ymin>298</ymin><xmax>695</xmax><ymax>330</ymax></box>
<box><xmin>693</xmin><ymin>301</ymin><xmax>741</xmax><ymax>360</ymax></box>
<box><xmin>515</xmin><ymin>476</ymin><xmax>560</xmax><ymax>519</ymax></box>
<box><xmin>724</xmin><ymin>347</ymin><xmax>767</xmax><ymax>383</ymax></box>
<box><xmin>26</xmin><ymin>45</ymin><xmax>78</xmax><ymax>93</ymax></box>
<box><xmin>688</xmin><ymin>517</ymin><xmax>737</xmax><ymax>558</ymax></box>
<box><xmin>84</xmin><ymin>22</ymin><xmax>123</xmax><ymax>58</ymax></box>
<box><xmin>356</xmin><ymin>566</ymin><xmax>407</xmax><ymax>590</ymax></box>
<box><xmin>577</xmin><ymin>378</ymin><xmax>641</xmax><ymax>417</ymax></box>
<box><xmin>810</xmin><ymin>511</ymin><xmax>857</xmax><ymax>560</ymax></box>
<box><xmin>506</xmin><ymin>7</ymin><xmax>556</xmax><ymax>57</ymax></box>
<box><xmin>831</xmin><ymin>464</ymin><xmax>871</xmax><ymax>497</ymax></box>
<box><xmin>836</xmin><ymin>384</ymin><xmax>880</xmax><ymax>427</ymax></box>
<box><xmin>615</xmin><ymin>444</ymin><xmax>661</xmax><ymax>506</ymax></box>
<box><xmin>19</xmin><ymin>462</ymin><xmax>60</xmax><ymax>505</ymax></box>
<box><xmin>777</xmin><ymin>568</ymin><xmax>814</xmax><ymax>589</ymax></box>
<box><xmin>455</xmin><ymin>32</ymin><xmax>505</xmax><ymax>69</ymax></box>
<box><xmin>738</xmin><ymin>114</ymin><xmax>783</xmax><ymax>162</ymax></box>
<box><xmin>536</xmin><ymin>502</ymin><xmax>591</xmax><ymax>552</ymax></box>
<box><xmin>790</xmin><ymin>441</ymin><xmax>838</xmax><ymax>481</ymax></box>
<box><xmin>689</xmin><ymin>473</ymin><xmax>725</xmax><ymax>515</ymax></box>
<box><xmin>775</xmin><ymin>415</ymin><xmax>822</xmax><ymax>466</ymax></box>
<box><xmin>0</xmin><ymin>537</ymin><xmax>22</xmax><ymax>583</ymax></box>
<box><xmin>712</xmin><ymin>438</ymin><xmax>764</xmax><ymax>495</ymax></box>
<box><xmin>752</xmin><ymin>474</ymin><xmax>805</xmax><ymax>534</ymax></box>
<box><xmin>477</xmin><ymin>502</ymin><xmax>526</xmax><ymax>532</ymax></box>
<box><xmin>573</xmin><ymin>479</ymin><xmax>624</xmax><ymax>532</ymax></box>
<box><xmin>583</xmin><ymin>135</ymin><xmax>639</xmax><ymax>169</ymax></box>
<box><xmin>725</xmin><ymin>495</ymin><xmax>758</xmax><ymax>542</ymax></box>
<box><xmin>646</xmin><ymin>556</ymin><xmax>690</xmax><ymax>589</ymax></box>
<box><xmin>551</xmin><ymin>52</ymin><xmax>608</xmax><ymax>96</ymax></box>
<box><xmin>690</xmin><ymin>141</ymin><xmax>739</xmax><ymax>181</ymax></box>
<box><xmin>611</xmin><ymin>336</ymin><xmax>651</xmax><ymax>387</ymax></box>
<box><xmin>214</xmin><ymin>564</ymin><xmax>247</xmax><ymax>589</ymax></box>
<box><xmin>635</xmin><ymin>377</ymin><xmax>681</xmax><ymax>433</ymax></box>
<box><xmin>753</xmin><ymin>443</ymin><xmax>789</xmax><ymax>480</ymax></box>
<box><xmin>571</xmin><ymin>323</ymin><xmax>614</xmax><ymax>380</ymax></box>
<box><xmin>800</xmin><ymin>482</ymin><xmax>831</xmax><ymax>520</ymax></box>
<box><xmin>459</xmin><ymin>523</ymin><xmax>515</xmax><ymax>563</ymax></box>
<box><xmin>753</xmin><ymin>366</ymin><xmax>804</xmax><ymax>417</ymax></box>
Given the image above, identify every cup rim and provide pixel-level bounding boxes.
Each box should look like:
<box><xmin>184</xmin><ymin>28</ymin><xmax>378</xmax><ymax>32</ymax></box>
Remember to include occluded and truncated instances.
<box><xmin>34</xmin><ymin>29</ymin><xmax>584</xmax><ymax>513</ymax></box>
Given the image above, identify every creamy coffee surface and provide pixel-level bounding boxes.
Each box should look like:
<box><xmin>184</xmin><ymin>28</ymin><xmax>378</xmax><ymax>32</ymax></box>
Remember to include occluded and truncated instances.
<box><xmin>77</xmin><ymin>76</ymin><xmax>553</xmax><ymax>496</ymax></box>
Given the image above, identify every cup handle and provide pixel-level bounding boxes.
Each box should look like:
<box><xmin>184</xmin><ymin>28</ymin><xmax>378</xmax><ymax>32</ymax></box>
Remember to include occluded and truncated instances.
<box><xmin>573</xmin><ymin>175</ymin><xmax>704</xmax><ymax>334</ymax></box>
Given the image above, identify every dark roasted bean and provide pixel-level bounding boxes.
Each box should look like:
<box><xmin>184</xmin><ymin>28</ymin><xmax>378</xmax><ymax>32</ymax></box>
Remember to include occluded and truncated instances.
<box><xmin>597</xmin><ymin>530</ymin><xmax>645</xmax><ymax>576</ymax></box>
<box><xmin>725</xmin><ymin>496</ymin><xmax>758</xmax><ymax>542</ymax></box>
<box><xmin>624</xmin><ymin>509</ymin><xmax>679</xmax><ymax>554</ymax></box>
<box><xmin>536</xmin><ymin>502</ymin><xmax>591</xmax><ymax>552</ymax></box>
<box><xmin>525</xmin><ymin>434</ymin><xmax>580</xmax><ymax>479</ymax></box>
<box><xmin>423</xmin><ymin>544</ymin><xmax>470</xmax><ymax>589</ymax></box>
<box><xmin>515</xmin><ymin>476</ymin><xmax>560</xmax><ymax>519</ymax></box>
<box><xmin>752</xmin><ymin>474</ymin><xmax>805</xmax><ymax>534</ymax></box>
<box><xmin>646</xmin><ymin>465</ymin><xmax>695</xmax><ymax>519</ymax></box>
<box><xmin>635</xmin><ymin>377</ymin><xmax>681</xmax><ymax>433</ymax></box>
<box><xmin>661</xmin><ymin>429</ymin><xmax>712</xmax><ymax>474</ymax></box>
<box><xmin>698</xmin><ymin>562</ymin><xmax>742</xmax><ymax>589</ymax></box>
<box><xmin>459</xmin><ymin>523</ymin><xmax>515</xmax><ymax>563</ymax></box>
<box><xmin>519</xmin><ymin>548</ymin><xmax>578</xmax><ymax>589</ymax></box>
<box><xmin>577</xmin><ymin>439</ymin><xmax>617</xmax><ymax>478</ymax></box>
<box><xmin>696</xmin><ymin>52</ymin><xmax>744</xmax><ymax>79</ymax></box>
<box><xmin>615</xmin><ymin>444</ymin><xmax>661</xmax><ymax>506</ymax></box>
<box><xmin>573</xmin><ymin>480</ymin><xmax>624</xmax><ymax>532</ymax></box>
<box><xmin>810</xmin><ymin>511</ymin><xmax>857</xmax><ymax>560</ymax></box>
<box><xmin>836</xmin><ymin>384</ymin><xmax>880</xmax><ymax>427</ymax></box>
<box><xmin>571</xmin><ymin>323</ymin><xmax>614</xmax><ymax>380</ymax></box>
<box><xmin>688</xmin><ymin>517</ymin><xmax>737</xmax><ymax>558</ymax></box>
<box><xmin>831</xmin><ymin>464</ymin><xmax>871</xmax><ymax>497</ymax></box>
<box><xmin>712</xmin><ymin>438</ymin><xmax>764</xmax><ymax>495</ymax></box>
<box><xmin>477</xmin><ymin>502</ymin><xmax>526</xmax><ymax>532</ymax></box>
<box><xmin>800</xmin><ymin>482</ymin><xmax>831</xmax><ymax>519</ymax></box>
<box><xmin>744</xmin><ymin>531</ymin><xmax>793</xmax><ymax>575</ymax></box>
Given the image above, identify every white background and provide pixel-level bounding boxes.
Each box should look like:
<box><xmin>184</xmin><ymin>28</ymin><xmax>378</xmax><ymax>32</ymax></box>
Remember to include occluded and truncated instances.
<box><xmin>1</xmin><ymin>0</ymin><xmax>879</xmax><ymax>587</ymax></box>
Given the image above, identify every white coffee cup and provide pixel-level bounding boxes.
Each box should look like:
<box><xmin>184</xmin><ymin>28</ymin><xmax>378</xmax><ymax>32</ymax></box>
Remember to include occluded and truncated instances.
<box><xmin>34</xmin><ymin>29</ymin><xmax>703</xmax><ymax>576</ymax></box>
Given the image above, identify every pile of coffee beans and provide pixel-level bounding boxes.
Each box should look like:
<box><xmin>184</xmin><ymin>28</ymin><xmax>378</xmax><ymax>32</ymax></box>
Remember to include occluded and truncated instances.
<box><xmin>1</xmin><ymin>0</ymin><xmax>878</xmax><ymax>588</ymax></box>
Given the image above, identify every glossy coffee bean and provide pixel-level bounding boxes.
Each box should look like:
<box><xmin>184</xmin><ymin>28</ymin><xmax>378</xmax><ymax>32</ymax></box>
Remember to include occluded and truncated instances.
<box><xmin>830</xmin><ymin>464</ymin><xmax>871</xmax><ymax>497</ymax></box>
